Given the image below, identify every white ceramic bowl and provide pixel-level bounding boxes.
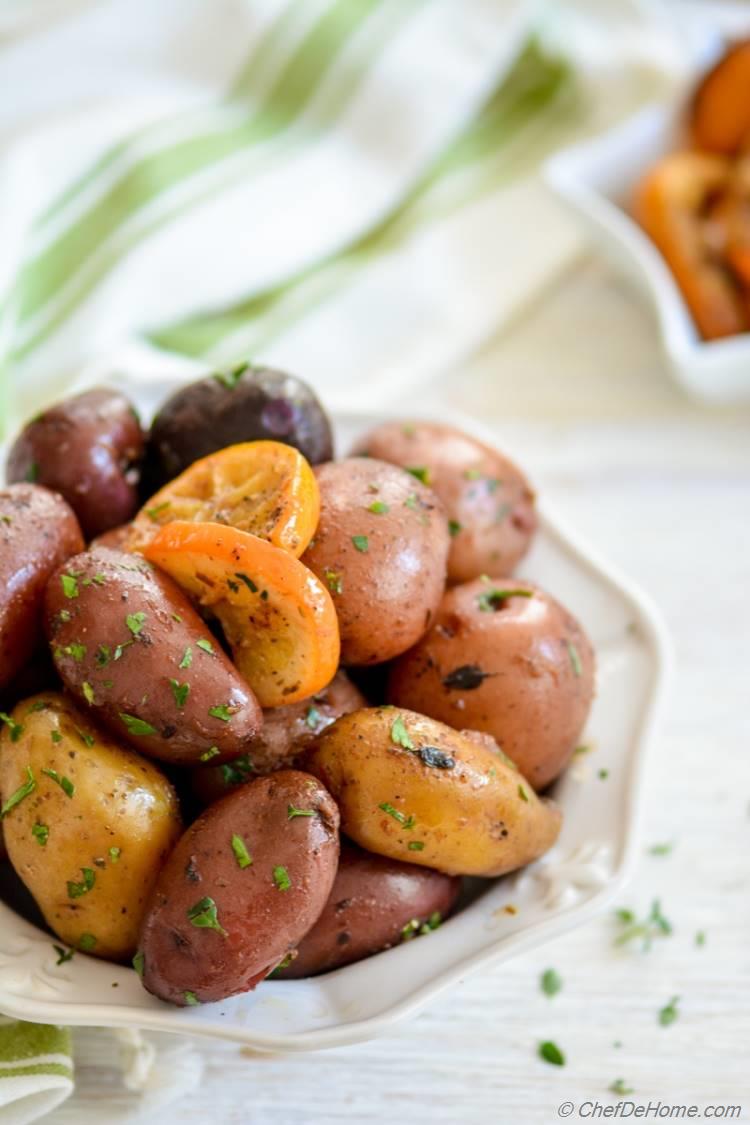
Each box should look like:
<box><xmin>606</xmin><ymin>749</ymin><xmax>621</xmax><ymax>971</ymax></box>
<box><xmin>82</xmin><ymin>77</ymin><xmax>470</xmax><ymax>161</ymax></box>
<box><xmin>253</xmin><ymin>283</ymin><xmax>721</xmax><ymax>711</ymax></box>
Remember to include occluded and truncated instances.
<box><xmin>0</xmin><ymin>375</ymin><xmax>669</xmax><ymax>1051</ymax></box>
<box><xmin>545</xmin><ymin>102</ymin><xmax>750</xmax><ymax>405</ymax></box>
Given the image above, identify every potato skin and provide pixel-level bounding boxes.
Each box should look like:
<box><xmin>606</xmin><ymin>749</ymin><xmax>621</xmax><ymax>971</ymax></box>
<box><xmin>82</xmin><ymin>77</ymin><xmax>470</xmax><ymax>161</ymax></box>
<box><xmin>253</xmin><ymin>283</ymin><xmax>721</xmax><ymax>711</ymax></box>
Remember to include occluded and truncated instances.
<box><xmin>278</xmin><ymin>841</ymin><xmax>460</xmax><ymax>978</ymax></box>
<box><xmin>301</xmin><ymin>459</ymin><xmax>449</xmax><ymax>665</ymax></box>
<box><xmin>44</xmin><ymin>547</ymin><xmax>262</xmax><ymax>765</ymax></box>
<box><xmin>144</xmin><ymin>366</ymin><xmax>333</xmax><ymax>492</ymax></box>
<box><xmin>138</xmin><ymin>770</ymin><xmax>339</xmax><ymax>1005</ymax></box>
<box><xmin>0</xmin><ymin>693</ymin><xmax>181</xmax><ymax>960</ymax></box>
<box><xmin>6</xmin><ymin>388</ymin><xmax>144</xmax><ymax>539</ymax></box>
<box><xmin>303</xmin><ymin>708</ymin><xmax>561</xmax><ymax>877</ymax></box>
<box><xmin>387</xmin><ymin>579</ymin><xmax>595</xmax><ymax>790</ymax></box>
<box><xmin>350</xmin><ymin>421</ymin><xmax>537</xmax><ymax>583</ymax></box>
<box><xmin>0</xmin><ymin>485</ymin><xmax>84</xmax><ymax>690</ymax></box>
<box><xmin>191</xmin><ymin>670</ymin><xmax>366</xmax><ymax>805</ymax></box>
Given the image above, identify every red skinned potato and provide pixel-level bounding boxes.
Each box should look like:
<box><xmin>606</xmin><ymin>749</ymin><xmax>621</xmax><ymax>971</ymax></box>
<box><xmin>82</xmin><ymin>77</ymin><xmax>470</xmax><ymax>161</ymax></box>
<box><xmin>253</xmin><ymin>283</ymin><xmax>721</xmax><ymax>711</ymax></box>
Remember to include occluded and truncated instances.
<box><xmin>137</xmin><ymin>771</ymin><xmax>340</xmax><ymax>1006</ymax></box>
<box><xmin>191</xmin><ymin>670</ymin><xmax>366</xmax><ymax>806</ymax></box>
<box><xmin>278</xmin><ymin>841</ymin><xmax>461</xmax><ymax>978</ymax></box>
<box><xmin>6</xmin><ymin>388</ymin><xmax>144</xmax><ymax>539</ymax></box>
<box><xmin>44</xmin><ymin>547</ymin><xmax>262</xmax><ymax>765</ymax></box>
<box><xmin>0</xmin><ymin>485</ymin><xmax>84</xmax><ymax>690</ymax></box>
<box><xmin>301</xmin><ymin>458</ymin><xmax>449</xmax><ymax>665</ymax></box>
<box><xmin>350</xmin><ymin>421</ymin><xmax>537</xmax><ymax>583</ymax></box>
<box><xmin>388</xmin><ymin>578</ymin><xmax>595</xmax><ymax>789</ymax></box>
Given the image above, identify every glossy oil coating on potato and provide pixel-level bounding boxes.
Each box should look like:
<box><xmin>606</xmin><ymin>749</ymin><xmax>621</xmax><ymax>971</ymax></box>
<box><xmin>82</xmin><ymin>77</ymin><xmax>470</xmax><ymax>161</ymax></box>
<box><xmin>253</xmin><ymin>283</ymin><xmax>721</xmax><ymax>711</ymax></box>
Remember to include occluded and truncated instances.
<box><xmin>303</xmin><ymin>708</ymin><xmax>561</xmax><ymax>877</ymax></box>
<box><xmin>144</xmin><ymin>365</ymin><xmax>333</xmax><ymax>492</ymax></box>
<box><xmin>0</xmin><ymin>485</ymin><xmax>84</xmax><ymax>690</ymax></box>
<box><xmin>6</xmin><ymin>388</ymin><xmax>144</xmax><ymax>539</ymax></box>
<box><xmin>278</xmin><ymin>840</ymin><xmax>461</xmax><ymax>978</ymax></box>
<box><xmin>137</xmin><ymin>770</ymin><xmax>339</xmax><ymax>1005</ymax></box>
<box><xmin>192</xmin><ymin>670</ymin><xmax>366</xmax><ymax>805</ymax></box>
<box><xmin>44</xmin><ymin>547</ymin><xmax>262</xmax><ymax>765</ymax></box>
<box><xmin>388</xmin><ymin>579</ymin><xmax>595</xmax><ymax>790</ymax></box>
<box><xmin>301</xmin><ymin>458</ymin><xmax>450</xmax><ymax>665</ymax></box>
<box><xmin>0</xmin><ymin>693</ymin><xmax>181</xmax><ymax>960</ymax></box>
<box><xmin>350</xmin><ymin>422</ymin><xmax>537</xmax><ymax>582</ymax></box>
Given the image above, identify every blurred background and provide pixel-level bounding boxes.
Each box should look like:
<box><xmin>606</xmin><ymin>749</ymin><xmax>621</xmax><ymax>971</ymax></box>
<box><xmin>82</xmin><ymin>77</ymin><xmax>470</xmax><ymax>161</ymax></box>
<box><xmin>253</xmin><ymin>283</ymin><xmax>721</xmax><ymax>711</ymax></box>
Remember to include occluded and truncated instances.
<box><xmin>1</xmin><ymin>0</ymin><xmax>748</xmax><ymax>1121</ymax></box>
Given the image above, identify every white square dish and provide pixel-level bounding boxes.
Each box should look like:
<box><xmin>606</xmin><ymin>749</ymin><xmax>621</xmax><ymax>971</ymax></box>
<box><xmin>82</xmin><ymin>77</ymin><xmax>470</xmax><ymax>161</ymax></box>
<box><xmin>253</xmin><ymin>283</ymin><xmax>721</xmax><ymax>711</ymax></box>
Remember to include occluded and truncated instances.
<box><xmin>544</xmin><ymin>102</ymin><xmax>750</xmax><ymax>405</ymax></box>
<box><xmin>0</xmin><ymin>374</ymin><xmax>670</xmax><ymax>1052</ymax></box>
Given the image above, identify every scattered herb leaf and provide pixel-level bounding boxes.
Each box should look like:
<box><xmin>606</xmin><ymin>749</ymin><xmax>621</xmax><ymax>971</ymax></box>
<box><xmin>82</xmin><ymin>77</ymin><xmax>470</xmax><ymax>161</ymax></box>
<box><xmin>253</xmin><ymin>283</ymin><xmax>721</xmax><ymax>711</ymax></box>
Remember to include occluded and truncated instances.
<box><xmin>658</xmin><ymin>996</ymin><xmax>680</xmax><ymax>1027</ymax></box>
<box><xmin>538</xmin><ymin>1041</ymin><xmax>565</xmax><ymax>1066</ymax></box>
<box><xmin>32</xmin><ymin>822</ymin><xmax>49</xmax><ymax>847</ymax></box>
<box><xmin>119</xmin><ymin>713</ymin><xmax>158</xmax><ymax>737</ymax></box>
<box><xmin>231</xmin><ymin>834</ymin><xmax>252</xmax><ymax>869</ymax></box>
<box><xmin>390</xmin><ymin>715</ymin><xmax>414</xmax><ymax>750</ymax></box>
<box><xmin>273</xmin><ymin>865</ymin><xmax>291</xmax><ymax>891</ymax></box>
<box><xmin>541</xmin><ymin>968</ymin><xmax>562</xmax><ymax>996</ymax></box>
<box><xmin>1</xmin><ymin>767</ymin><xmax>35</xmax><ymax>817</ymax></box>
<box><xmin>169</xmin><ymin>679</ymin><xmax>190</xmax><ymax>709</ymax></box>
<box><xmin>187</xmin><ymin>896</ymin><xmax>227</xmax><ymax>936</ymax></box>
<box><xmin>208</xmin><ymin>704</ymin><xmax>232</xmax><ymax>722</ymax></box>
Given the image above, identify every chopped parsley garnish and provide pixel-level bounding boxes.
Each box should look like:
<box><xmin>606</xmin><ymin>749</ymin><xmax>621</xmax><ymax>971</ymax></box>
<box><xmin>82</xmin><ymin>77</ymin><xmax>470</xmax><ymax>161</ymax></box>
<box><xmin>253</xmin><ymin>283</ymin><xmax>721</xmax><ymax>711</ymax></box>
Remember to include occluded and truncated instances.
<box><xmin>538</xmin><ymin>1041</ymin><xmax>565</xmax><ymax>1066</ymax></box>
<box><xmin>463</xmin><ymin>468</ymin><xmax>482</xmax><ymax>480</ymax></box>
<box><xmin>220</xmin><ymin>755</ymin><xmax>254</xmax><ymax>785</ymax></box>
<box><xmin>378</xmin><ymin>802</ymin><xmax>416</xmax><ymax>829</ymax></box>
<box><xmin>406</xmin><ymin>466</ymin><xmax>431</xmax><ymax>486</ymax></box>
<box><xmin>96</xmin><ymin>645</ymin><xmax>111</xmax><ymax>667</ymax></box>
<box><xmin>231</xmin><ymin>834</ymin><xmax>252</xmax><ymax>869</ymax></box>
<box><xmin>81</xmin><ymin>573</ymin><xmax>106</xmax><ymax>588</ymax></box>
<box><xmin>573</xmin><ymin>744</ymin><xmax>591</xmax><ymax>756</ymax></box>
<box><xmin>0</xmin><ymin>712</ymin><xmax>24</xmax><ymax>742</ymax></box>
<box><xmin>367</xmin><ymin>501</ymin><xmax>389</xmax><ymax>514</ymax></box>
<box><xmin>448</xmin><ymin>519</ymin><xmax>462</xmax><ymax>537</ymax></box>
<box><xmin>268</xmin><ymin>952</ymin><xmax>295</xmax><ymax>977</ymax></box>
<box><xmin>287</xmin><ymin>805</ymin><xmax>315</xmax><ymax>820</ymax></box>
<box><xmin>109</xmin><ymin>846</ymin><xmax>121</xmax><ymax>863</ymax></box>
<box><xmin>658</xmin><ymin>996</ymin><xmax>679</xmax><ymax>1027</ymax></box>
<box><xmin>648</xmin><ymin>842</ymin><xmax>674</xmax><ymax>856</ymax></box>
<box><xmin>0</xmin><ymin>767</ymin><xmax>35</xmax><ymax>817</ymax></box>
<box><xmin>351</xmin><ymin>535</ymin><xmax>369</xmax><ymax>552</ymax></box>
<box><xmin>78</xmin><ymin>933</ymin><xmax>97</xmax><ymax>952</ymax></box>
<box><xmin>126</xmin><ymin>611</ymin><xmax>146</xmax><ymax>636</ymax></box>
<box><xmin>610</xmin><ymin>1079</ymin><xmax>634</xmax><ymax>1096</ymax></box>
<box><xmin>183</xmin><ymin>991</ymin><xmax>201</xmax><ymax>1006</ymax></box>
<box><xmin>196</xmin><ymin>638</ymin><xmax>214</xmax><ymax>654</ymax></box>
<box><xmin>417</xmin><ymin>745</ymin><xmax>455</xmax><ymax>770</ymax></box>
<box><xmin>324</xmin><ymin>569</ymin><xmax>343</xmax><ymax>594</ymax></box>
<box><xmin>540</xmin><ymin>968</ymin><xmax>562</xmax><ymax>996</ymax></box>
<box><xmin>208</xmin><ymin>704</ymin><xmax>232</xmax><ymax>722</ymax></box>
<box><xmin>0</xmin><ymin>514</ymin><xmax>11</xmax><ymax>526</ymax></box>
<box><xmin>401</xmin><ymin>912</ymin><xmax>441</xmax><ymax>941</ymax></box>
<box><xmin>82</xmin><ymin>681</ymin><xmax>95</xmax><ymax>705</ymax></box>
<box><xmin>179</xmin><ymin>646</ymin><xmax>193</xmax><ymax>669</ymax></box>
<box><xmin>53</xmin><ymin>944</ymin><xmax>73</xmax><ymax>965</ymax></box>
<box><xmin>614</xmin><ymin>899</ymin><xmax>672</xmax><ymax>951</ymax></box>
<box><xmin>695</xmin><ymin>930</ymin><xmax>706</xmax><ymax>947</ymax></box>
<box><xmin>113</xmin><ymin>641</ymin><xmax>132</xmax><ymax>661</ymax></box>
<box><xmin>32</xmin><ymin>823</ymin><xmax>49</xmax><ymax>847</ymax></box>
<box><xmin>146</xmin><ymin>501</ymin><xmax>171</xmax><ymax>521</ymax></box>
<box><xmin>42</xmin><ymin>768</ymin><xmax>74</xmax><ymax>798</ymax></box>
<box><xmin>61</xmin><ymin>642</ymin><xmax>87</xmax><ymax>662</ymax></box>
<box><xmin>187</xmin><ymin>896</ymin><xmax>227</xmax><ymax>936</ymax></box>
<box><xmin>77</xmin><ymin>729</ymin><xmax>96</xmax><ymax>748</ymax></box>
<box><xmin>119</xmin><ymin>713</ymin><xmax>158</xmax><ymax>737</ymax></box>
<box><xmin>518</xmin><ymin>784</ymin><xmax>529</xmax><ymax>802</ymax></box>
<box><xmin>442</xmin><ymin>664</ymin><xmax>492</xmax><ymax>691</ymax></box>
<box><xmin>132</xmin><ymin>951</ymin><xmax>145</xmax><ymax>977</ymax></box>
<box><xmin>169</xmin><ymin>679</ymin><xmax>190</xmax><ymax>709</ymax></box>
<box><xmin>598</xmin><ymin>768</ymin><xmax>609</xmax><ymax>780</ymax></box>
<box><xmin>390</xmin><ymin>715</ymin><xmax>414</xmax><ymax>750</ymax></box>
<box><xmin>26</xmin><ymin>701</ymin><xmax>49</xmax><ymax>714</ymax></box>
<box><xmin>199</xmin><ymin>746</ymin><xmax>220</xmax><ymax>762</ymax></box>
<box><xmin>407</xmin><ymin>841</ymin><xmax>425</xmax><ymax>851</ymax></box>
<box><xmin>273</xmin><ymin>865</ymin><xmax>291</xmax><ymax>891</ymax></box>
<box><xmin>404</xmin><ymin>492</ymin><xmax>419</xmax><ymax>510</ymax></box>
<box><xmin>305</xmin><ymin>706</ymin><xmax>321</xmax><ymax>730</ymax></box>
<box><xmin>476</xmin><ymin>588</ymin><xmax>532</xmax><ymax>613</ymax></box>
<box><xmin>234</xmin><ymin>572</ymin><xmax>258</xmax><ymax>593</ymax></box>
<box><xmin>67</xmin><ymin>868</ymin><xmax>95</xmax><ymax>899</ymax></box>
<box><xmin>25</xmin><ymin>462</ymin><xmax>39</xmax><ymax>483</ymax></box>
<box><xmin>61</xmin><ymin>574</ymin><xmax>79</xmax><ymax>599</ymax></box>
<box><xmin>565</xmin><ymin>639</ymin><xmax>582</xmax><ymax>677</ymax></box>
<box><xmin>214</xmin><ymin>360</ymin><xmax>251</xmax><ymax>390</ymax></box>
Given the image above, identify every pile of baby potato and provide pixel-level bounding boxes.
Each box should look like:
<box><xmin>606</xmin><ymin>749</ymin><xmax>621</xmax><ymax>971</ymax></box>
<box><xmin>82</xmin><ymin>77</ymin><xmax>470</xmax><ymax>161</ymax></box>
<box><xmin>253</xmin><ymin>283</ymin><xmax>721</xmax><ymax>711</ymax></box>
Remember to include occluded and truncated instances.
<box><xmin>0</xmin><ymin>366</ymin><xmax>594</xmax><ymax>1007</ymax></box>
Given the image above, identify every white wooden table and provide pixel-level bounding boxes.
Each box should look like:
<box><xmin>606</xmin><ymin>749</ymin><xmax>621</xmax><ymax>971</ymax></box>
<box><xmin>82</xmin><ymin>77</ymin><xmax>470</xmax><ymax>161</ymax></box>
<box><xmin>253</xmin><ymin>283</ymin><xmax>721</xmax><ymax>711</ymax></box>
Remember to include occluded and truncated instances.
<box><xmin>47</xmin><ymin>258</ymin><xmax>750</xmax><ymax>1123</ymax></box>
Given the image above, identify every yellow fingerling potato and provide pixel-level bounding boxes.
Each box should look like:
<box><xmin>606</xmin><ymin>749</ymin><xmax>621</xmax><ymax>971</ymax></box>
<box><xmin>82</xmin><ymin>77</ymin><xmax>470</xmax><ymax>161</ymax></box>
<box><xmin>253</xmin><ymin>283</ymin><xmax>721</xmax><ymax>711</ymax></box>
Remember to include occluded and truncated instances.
<box><xmin>303</xmin><ymin>708</ymin><xmax>562</xmax><ymax>877</ymax></box>
<box><xmin>0</xmin><ymin>693</ymin><xmax>181</xmax><ymax>960</ymax></box>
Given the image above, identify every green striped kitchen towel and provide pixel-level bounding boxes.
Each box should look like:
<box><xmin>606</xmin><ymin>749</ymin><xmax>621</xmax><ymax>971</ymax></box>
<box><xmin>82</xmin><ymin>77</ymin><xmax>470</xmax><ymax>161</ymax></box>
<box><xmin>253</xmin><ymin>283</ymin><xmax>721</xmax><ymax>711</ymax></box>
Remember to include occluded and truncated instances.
<box><xmin>0</xmin><ymin>1021</ymin><xmax>72</xmax><ymax>1125</ymax></box>
<box><xmin>0</xmin><ymin>0</ymin><xmax>591</xmax><ymax>433</ymax></box>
